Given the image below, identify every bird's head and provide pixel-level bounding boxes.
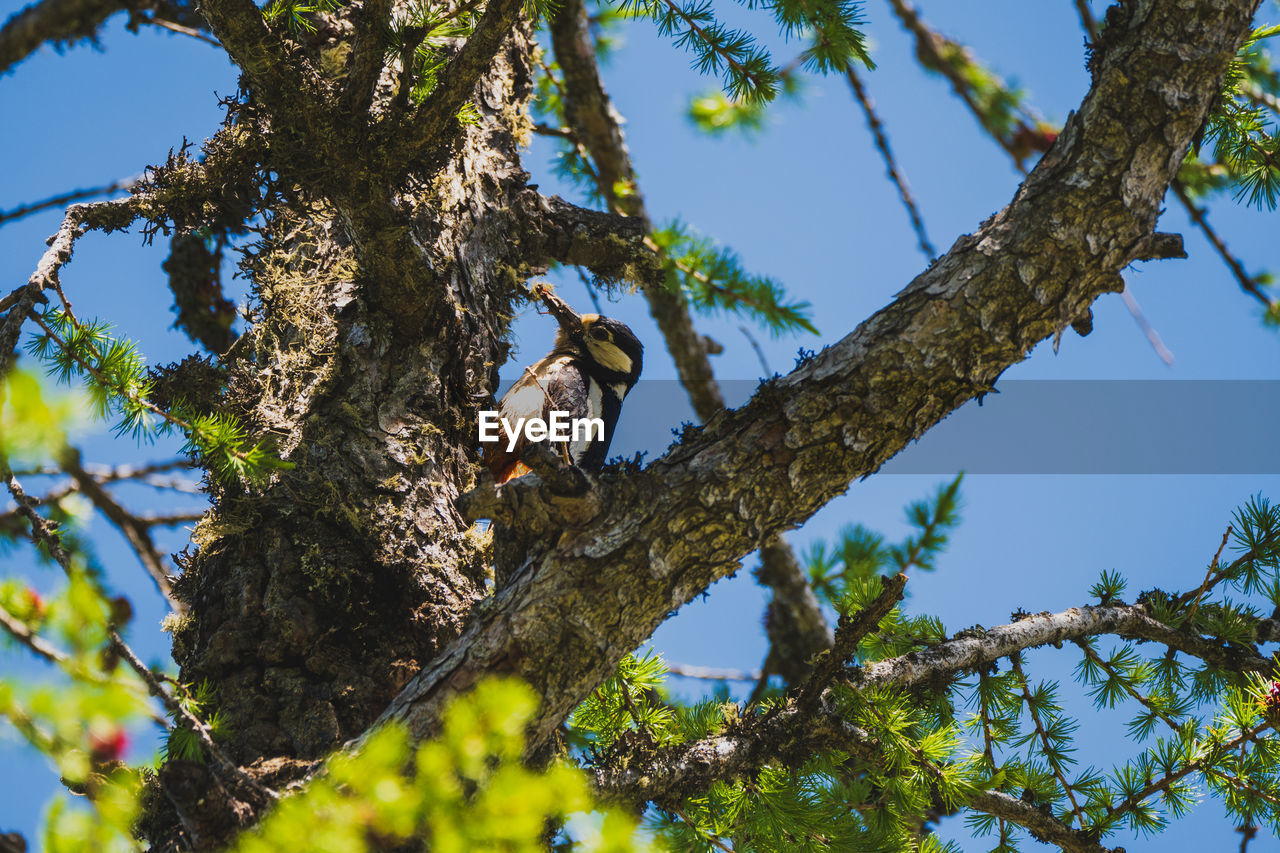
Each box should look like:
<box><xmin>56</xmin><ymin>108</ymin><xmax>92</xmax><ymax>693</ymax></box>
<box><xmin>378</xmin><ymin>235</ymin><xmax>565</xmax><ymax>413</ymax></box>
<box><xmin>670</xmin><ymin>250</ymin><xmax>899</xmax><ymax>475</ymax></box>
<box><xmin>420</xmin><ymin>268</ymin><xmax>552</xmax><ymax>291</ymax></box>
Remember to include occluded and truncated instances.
<box><xmin>537</xmin><ymin>285</ymin><xmax>644</xmax><ymax>387</ymax></box>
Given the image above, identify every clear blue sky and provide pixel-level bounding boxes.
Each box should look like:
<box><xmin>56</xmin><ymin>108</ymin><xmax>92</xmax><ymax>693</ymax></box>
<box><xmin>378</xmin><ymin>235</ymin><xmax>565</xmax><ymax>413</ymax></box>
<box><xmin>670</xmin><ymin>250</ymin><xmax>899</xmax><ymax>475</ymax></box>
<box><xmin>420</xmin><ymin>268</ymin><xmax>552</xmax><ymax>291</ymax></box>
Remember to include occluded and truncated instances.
<box><xmin>2</xmin><ymin>0</ymin><xmax>1279</xmax><ymax>849</ymax></box>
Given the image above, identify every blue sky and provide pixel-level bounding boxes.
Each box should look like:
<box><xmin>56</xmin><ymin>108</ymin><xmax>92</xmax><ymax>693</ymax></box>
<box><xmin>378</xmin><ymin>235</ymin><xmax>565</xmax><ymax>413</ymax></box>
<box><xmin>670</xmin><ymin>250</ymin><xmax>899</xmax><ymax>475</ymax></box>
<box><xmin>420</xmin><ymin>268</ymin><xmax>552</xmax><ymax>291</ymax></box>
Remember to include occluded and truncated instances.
<box><xmin>2</xmin><ymin>0</ymin><xmax>1279</xmax><ymax>849</ymax></box>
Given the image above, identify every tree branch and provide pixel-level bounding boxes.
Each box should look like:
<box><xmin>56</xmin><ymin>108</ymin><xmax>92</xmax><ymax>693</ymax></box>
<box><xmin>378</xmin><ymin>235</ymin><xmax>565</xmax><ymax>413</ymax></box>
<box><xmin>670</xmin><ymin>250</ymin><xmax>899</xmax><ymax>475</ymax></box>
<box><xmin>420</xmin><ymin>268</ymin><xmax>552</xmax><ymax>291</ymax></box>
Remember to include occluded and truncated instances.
<box><xmin>0</xmin><ymin>600</ymin><xmax>69</xmax><ymax>665</ymax></box>
<box><xmin>595</xmin><ymin>593</ymin><xmax>1267</xmax><ymax>850</ymax></box>
<box><xmin>195</xmin><ymin>0</ymin><xmax>324</xmax><ymax>127</ymax></box>
<box><xmin>968</xmin><ymin>789</ymin><xmax>1117</xmax><ymax>853</ymax></box>
<box><xmin>1172</xmin><ymin>181</ymin><xmax>1276</xmax><ymax>310</ymax></box>
<box><xmin>518</xmin><ymin>192</ymin><xmax>662</xmax><ymax>288</ymax></box>
<box><xmin>845</xmin><ymin>65</ymin><xmax>935</xmax><ymax>259</ymax></box>
<box><xmin>338</xmin><ymin>0</ymin><xmax>391</xmax><ymax>120</ymax></box>
<box><xmin>797</xmin><ymin>572</ymin><xmax>907</xmax><ymax>709</ymax></box>
<box><xmin>0</xmin><ymin>177</ymin><xmax>138</xmax><ymax>228</ymax></box>
<box><xmin>3</xmin><ymin>459</ymin><xmax>274</xmax><ymax>807</ymax></box>
<box><xmin>393</xmin><ymin>0</ymin><xmax>524</xmax><ymax>160</ymax></box>
<box><xmin>595</xmin><ymin>698</ymin><xmax>1117</xmax><ymax>852</ymax></box>
<box><xmin>60</xmin><ymin>446</ymin><xmax>183</xmax><ymax>613</ymax></box>
<box><xmin>593</xmin><ymin>700</ymin><xmax>880</xmax><ymax>806</ymax></box>
<box><xmin>369</xmin><ymin>0</ymin><xmax>1263</xmax><ymax>759</ymax></box>
<box><xmin>0</xmin><ymin>0</ymin><xmax>123</xmax><ymax>75</ymax></box>
<box><xmin>850</xmin><ymin>604</ymin><xmax>1270</xmax><ymax>691</ymax></box>
<box><xmin>597</xmin><ymin>599</ymin><xmax>1273</xmax><ymax>803</ymax></box>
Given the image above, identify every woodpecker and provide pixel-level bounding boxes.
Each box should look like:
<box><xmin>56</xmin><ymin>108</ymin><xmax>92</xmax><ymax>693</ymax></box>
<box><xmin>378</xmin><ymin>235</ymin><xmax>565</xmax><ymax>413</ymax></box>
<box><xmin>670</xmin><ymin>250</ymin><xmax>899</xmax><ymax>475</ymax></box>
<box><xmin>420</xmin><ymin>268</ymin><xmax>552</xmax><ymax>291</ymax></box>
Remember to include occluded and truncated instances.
<box><xmin>483</xmin><ymin>286</ymin><xmax>643</xmax><ymax>483</ymax></box>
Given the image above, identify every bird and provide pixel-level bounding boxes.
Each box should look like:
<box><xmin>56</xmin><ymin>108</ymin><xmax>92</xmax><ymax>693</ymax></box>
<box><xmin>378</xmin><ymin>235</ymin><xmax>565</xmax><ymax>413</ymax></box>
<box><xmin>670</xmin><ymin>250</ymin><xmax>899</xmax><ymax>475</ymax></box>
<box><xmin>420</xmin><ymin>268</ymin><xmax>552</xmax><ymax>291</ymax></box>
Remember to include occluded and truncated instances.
<box><xmin>482</xmin><ymin>286</ymin><xmax>643</xmax><ymax>484</ymax></box>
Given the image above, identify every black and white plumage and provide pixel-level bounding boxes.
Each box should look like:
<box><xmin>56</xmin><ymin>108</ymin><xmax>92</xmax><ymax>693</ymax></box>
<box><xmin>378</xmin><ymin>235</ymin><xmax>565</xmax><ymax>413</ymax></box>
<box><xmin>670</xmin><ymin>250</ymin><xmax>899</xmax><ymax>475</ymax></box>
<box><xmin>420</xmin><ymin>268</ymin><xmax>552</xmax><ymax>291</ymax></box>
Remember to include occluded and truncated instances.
<box><xmin>483</xmin><ymin>286</ymin><xmax>643</xmax><ymax>483</ymax></box>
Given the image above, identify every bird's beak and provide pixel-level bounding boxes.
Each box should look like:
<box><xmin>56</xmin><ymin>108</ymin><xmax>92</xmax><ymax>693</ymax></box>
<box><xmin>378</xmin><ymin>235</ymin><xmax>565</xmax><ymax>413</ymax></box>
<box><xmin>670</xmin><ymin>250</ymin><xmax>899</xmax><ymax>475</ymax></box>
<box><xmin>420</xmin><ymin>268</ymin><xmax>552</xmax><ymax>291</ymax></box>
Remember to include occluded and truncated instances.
<box><xmin>536</xmin><ymin>284</ymin><xmax>583</xmax><ymax>335</ymax></box>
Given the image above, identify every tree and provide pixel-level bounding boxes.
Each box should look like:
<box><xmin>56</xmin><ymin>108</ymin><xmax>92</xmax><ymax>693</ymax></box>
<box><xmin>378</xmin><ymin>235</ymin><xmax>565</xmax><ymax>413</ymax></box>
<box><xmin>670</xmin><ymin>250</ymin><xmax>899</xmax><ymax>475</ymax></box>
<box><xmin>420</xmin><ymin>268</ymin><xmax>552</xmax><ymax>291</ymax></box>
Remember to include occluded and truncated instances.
<box><xmin>1</xmin><ymin>0</ymin><xmax>1279</xmax><ymax>850</ymax></box>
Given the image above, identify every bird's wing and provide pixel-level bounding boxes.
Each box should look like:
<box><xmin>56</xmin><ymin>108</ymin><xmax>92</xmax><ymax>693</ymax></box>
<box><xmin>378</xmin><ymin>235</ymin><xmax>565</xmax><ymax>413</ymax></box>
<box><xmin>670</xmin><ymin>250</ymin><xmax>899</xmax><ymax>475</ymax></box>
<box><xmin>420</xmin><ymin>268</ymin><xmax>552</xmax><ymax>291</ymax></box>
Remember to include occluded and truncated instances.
<box><xmin>482</xmin><ymin>356</ymin><xmax>586</xmax><ymax>483</ymax></box>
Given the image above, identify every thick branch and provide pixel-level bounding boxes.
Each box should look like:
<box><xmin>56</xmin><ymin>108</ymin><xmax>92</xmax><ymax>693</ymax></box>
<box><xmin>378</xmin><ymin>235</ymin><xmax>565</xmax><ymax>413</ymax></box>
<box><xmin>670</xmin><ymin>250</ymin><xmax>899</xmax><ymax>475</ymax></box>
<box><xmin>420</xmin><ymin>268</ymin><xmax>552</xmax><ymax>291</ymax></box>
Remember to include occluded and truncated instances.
<box><xmin>338</xmin><ymin>0</ymin><xmax>390</xmax><ymax>119</ymax></box>
<box><xmin>195</xmin><ymin>0</ymin><xmax>324</xmax><ymax>126</ymax></box>
<box><xmin>548</xmin><ymin>0</ymin><xmax>724</xmax><ymax>418</ymax></box>
<box><xmin>0</xmin><ymin>177</ymin><xmax>137</xmax><ymax>228</ymax></box>
<box><xmin>850</xmin><ymin>604</ymin><xmax>1271</xmax><ymax>691</ymax></box>
<box><xmin>369</xmin><ymin>0</ymin><xmax>1260</xmax><ymax>758</ymax></box>
<box><xmin>753</xmin><ymin>537</ymin><xmax>833</xmax><ymax>687</ymax></box>
<box><xmin>519</xmin><ymin>192</ymin><xmax>662</xmax><ymax>287</ymax></box>
<box><xmin>393</xmin><ymin>0</ymin><xmax>523</xmax><ymax>160</ymax></box>
<box><xmin>969</xmin><ymin>789</ymin><xmax>1116</xmax><ymax>853</ymax></box>
<box><xmin>0</xmin><ymin>0</ymin><xmax>122</xmax><ymax>75</ymax></box>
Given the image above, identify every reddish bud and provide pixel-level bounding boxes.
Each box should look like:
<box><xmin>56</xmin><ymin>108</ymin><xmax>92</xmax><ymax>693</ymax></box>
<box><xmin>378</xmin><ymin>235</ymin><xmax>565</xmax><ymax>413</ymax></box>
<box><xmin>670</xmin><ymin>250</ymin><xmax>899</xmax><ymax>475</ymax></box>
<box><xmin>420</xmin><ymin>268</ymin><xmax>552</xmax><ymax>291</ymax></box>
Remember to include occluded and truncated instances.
<box><xmin>20</xmin><ymin>588</ymin><xmax>45</xmax><ymax>621</ymax></box>
<box><xmin>89</xmin><ymin>728</ymin><xmax>129</xmax><ymax>764</ymax></box>
<box><xmin>1261</xmin><ymin>680</ymin><xmax>1280</xmax><ymax>723</ymax></box>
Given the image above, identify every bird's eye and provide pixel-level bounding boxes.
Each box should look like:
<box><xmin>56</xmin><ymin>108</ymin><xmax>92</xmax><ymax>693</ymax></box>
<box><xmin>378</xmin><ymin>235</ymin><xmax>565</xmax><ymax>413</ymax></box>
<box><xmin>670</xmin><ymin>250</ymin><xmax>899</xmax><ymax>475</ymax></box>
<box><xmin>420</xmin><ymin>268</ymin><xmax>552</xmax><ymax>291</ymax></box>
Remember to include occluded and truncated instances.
<box><xmin>588</xmin><ymin>326</ymin><xmax>610</xmax><ymax>341</ymax></box>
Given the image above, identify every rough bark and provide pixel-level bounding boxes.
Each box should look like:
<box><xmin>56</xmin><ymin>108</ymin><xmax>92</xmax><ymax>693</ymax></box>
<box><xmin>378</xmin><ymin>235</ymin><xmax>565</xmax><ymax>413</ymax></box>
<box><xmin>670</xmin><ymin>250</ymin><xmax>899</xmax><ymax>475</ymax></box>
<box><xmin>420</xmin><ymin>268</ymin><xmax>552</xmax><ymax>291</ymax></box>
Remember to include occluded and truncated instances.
<box><xmin>0</xmin><ymin>0</ymin><xmax>125</xmax><ymax>74</ymax></box>
<box><xmin>376</xmin><ymin>0</ymin><xmax>1262</xmax><ymax>760</ymax></box>
<box><xmin>140</xmin><ymin>5</ymin><xmax>546</xmax><ymax>846</ymax></box>
<box><xmin>0</xmin><ymin>0</ymin><xmax>210</xmax><ymax>75</ymax></box>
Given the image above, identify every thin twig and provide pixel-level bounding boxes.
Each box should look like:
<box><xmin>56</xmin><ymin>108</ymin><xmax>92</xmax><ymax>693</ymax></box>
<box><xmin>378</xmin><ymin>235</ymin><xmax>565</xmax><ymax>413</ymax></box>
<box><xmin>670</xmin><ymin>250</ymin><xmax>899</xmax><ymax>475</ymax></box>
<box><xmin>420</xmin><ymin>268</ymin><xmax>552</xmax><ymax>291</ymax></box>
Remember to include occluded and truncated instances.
<box><xmin>0</xmin><ymin>178</ymin><xmax>138</xmax><ymax>228</ymax></box>
<box><xmin>14</xmin><ymin>458</ymin><xmax>193</xmax><ymax>482</ymax></box>
<box><xmin>1073</xmin><ymin>0</ymin><xmax>1099</xmax><ymax>42</ymax></box>
<box><xmin>1010</xmin><ymin>653</ymin><xmax>1085</xmax><ymax>827</ymax></box>
<box><xmin>1119</xmin><ymin>284</ymin><xmax>1175</xmax><ymax>365</ymax></box>
<box><xmin>1243</xmin><ymin>84</ymin><xmax>1280</xmax><ymax>118</ymax></box>
<box><xmin>666</xmin><ymin>662</ymin><xmax>760</xmax><ymax>682</ymax></box>
<box><xmin>107</xmin><ymin>629</ymin><xmax>278</xmax><ymax>802</ymax></box>
<box><xmin>139</xmin><ymin>511</ymin><xmax>206</xmax><ymax>527</ymax></box>
<box><xmin>29</xmin><ymin>311</ymin><xmax>262</xmax><ymax>472</ymax></box>
<box><xmin>531</xmin><ymin>54</ymin><xmax>604</xmax><ymax>189</ymax></box>
<box><xmin>886</xmin><ymin>0</ymin><xmax>1029</xmax><ymax>168</ymax></box>
<box><xmin>1187</xmin><ymin>525</ymin><xmax>1233</xmax><ymax>628</ymax></box>
<box><xmin>4</xmin><ymin>461</ymin><xmax>273</xmax><ymax>802</ymax></box>
<box><xmin>532</xmin><ymin>123</ymin><xmax>573</xmax><ymax>138</ymax></box>
<box><xmin>0</xmin><ymin>601</ymin><xmax>68</xmax><ymax>665</ymax></box>
<box><xmin>797</xmin><ymin>573</ymin><xmax>907</xmax><ymax>710</ymax></box>
<box><xmin>669</xmin><ymin>804</ymin><xmax>734</xmax><ymax>852</ymax></box>
<box><xmin>844</xmin><ymin>64</ymin><xmax>935</xmax><ymax>259</ymax></box>
<box><xmin>61</xmin><ymin>446</ymin><xmax>182</xmax><ymax>613</ymax></box>
<box><xmin>738</xmin><ymin>325</ymin><xmax>771</xmax><ymax>376</ymax></box>
<box><xmin>1103</xmin><ymin>720</ymin><xmax>1277</xmax><ymax>819</ymax></box>
<box><xmin>575</xmin><ymin>266</ymin><xmax>604</xmax><ymax>313</ymax></box>
<box><xmin>132</xmin><ymin>13</ymin><xmax>220</xmax><ymax>46</ymax></box>
<box><xmin>1074</xmin><ymin>640</ymin><xmax>1280</xmax><ymax>809</ymax></box>
<box><xmin>1172</xmin><ymin>182</ymin><xmax>1275</xmax><ymax>310</ymax></box>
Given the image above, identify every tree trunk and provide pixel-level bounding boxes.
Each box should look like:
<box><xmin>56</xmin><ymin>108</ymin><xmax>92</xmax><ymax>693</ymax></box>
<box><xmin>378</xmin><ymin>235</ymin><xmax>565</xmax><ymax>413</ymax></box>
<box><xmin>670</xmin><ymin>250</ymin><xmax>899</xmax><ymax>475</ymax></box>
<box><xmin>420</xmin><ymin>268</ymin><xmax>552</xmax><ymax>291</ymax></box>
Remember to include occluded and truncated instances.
<box><xmin>145</xmin><ymin>22</ymin><xmax>541</xmax><ymax>849</ymax></box>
